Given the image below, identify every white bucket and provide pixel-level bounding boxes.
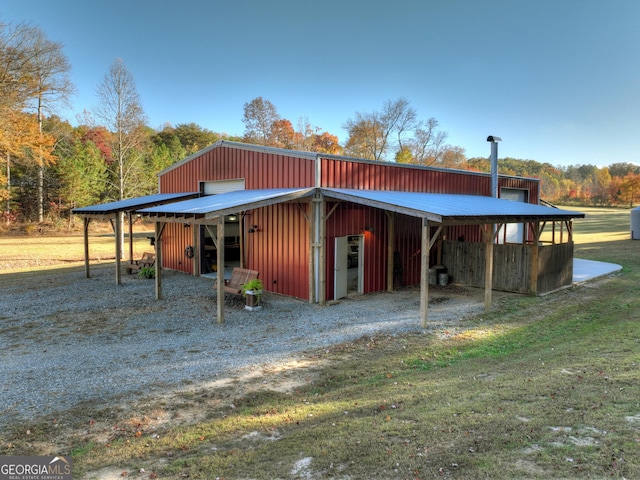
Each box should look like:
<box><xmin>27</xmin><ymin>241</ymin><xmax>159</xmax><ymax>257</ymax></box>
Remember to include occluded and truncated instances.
<box><xmin>438</xmin><ymin>273</ymin><xmax>449</xmax><ymax>286</ymax></box>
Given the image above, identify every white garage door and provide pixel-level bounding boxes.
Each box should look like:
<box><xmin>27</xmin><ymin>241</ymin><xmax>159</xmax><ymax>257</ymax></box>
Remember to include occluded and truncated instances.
<box><xmin>498</xmin><ymin>188</ymin><xmax>527</xmax><ymax>244</ymax></box>
<box><xmin>201</xmin><ymin>178</ymin><xmax>245</xmax><ymax>195</ymax></box>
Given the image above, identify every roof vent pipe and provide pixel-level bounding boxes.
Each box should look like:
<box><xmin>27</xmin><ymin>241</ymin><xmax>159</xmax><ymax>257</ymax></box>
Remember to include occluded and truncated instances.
<box><xmin>487</xmin><ymin>136</ymin><xmax>502</xmax><ymax>198</ymax></box>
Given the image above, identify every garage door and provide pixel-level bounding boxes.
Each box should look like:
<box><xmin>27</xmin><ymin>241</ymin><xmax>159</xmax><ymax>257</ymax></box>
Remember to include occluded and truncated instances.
<box><xmin>201</xmin><ymin>178</ymin><xmax>245</xmax><ymax>195</ymax></box>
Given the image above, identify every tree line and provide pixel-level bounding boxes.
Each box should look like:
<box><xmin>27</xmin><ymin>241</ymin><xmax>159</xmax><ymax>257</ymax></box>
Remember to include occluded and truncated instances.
<box><xmin>2</xmin><ymin>21</ymin><xmax>639</xmax><ymax>228</ymax></box>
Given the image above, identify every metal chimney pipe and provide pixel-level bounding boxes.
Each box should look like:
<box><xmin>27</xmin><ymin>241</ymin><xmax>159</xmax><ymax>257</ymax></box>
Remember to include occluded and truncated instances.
<box><xmin>487</xmin><ymin>136</ymin><xmax>502</xmax><ymax>198</ymax></box>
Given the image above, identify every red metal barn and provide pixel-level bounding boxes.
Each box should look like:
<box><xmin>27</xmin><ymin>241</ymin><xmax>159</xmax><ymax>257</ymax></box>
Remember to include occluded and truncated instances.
<box><xmin>155</xmin><ymin>141</ymin><xmax>556</xmax><ymax>303</ymax></box>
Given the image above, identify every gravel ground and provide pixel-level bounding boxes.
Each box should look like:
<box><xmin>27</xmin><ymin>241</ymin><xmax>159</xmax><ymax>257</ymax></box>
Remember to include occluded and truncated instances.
<box><xmin>0</xmin><ymin>265</ymin><xmax>487</xmax><ymax>429</ymax></box>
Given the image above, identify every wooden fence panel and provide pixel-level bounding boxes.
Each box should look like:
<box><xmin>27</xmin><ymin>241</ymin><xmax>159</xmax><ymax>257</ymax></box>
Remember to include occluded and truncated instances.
<box><xmin>442</xmin><ymin>240</ymin><xmax>574</xmax><ymax>294</ymax></box>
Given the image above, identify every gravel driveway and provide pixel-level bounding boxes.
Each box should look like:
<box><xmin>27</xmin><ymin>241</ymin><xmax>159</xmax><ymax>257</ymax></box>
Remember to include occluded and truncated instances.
<box><xmin>0</xmin><ymin>265</ymin><xmax>486</xmax><ymax>429</ymax></box>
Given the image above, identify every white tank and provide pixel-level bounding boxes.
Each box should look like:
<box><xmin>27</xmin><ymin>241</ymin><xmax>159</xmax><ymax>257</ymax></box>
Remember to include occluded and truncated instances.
<box><xmin>631</xmin><ymin>207</ymin><xmax>640</xmax><ymax>239</ymax></box>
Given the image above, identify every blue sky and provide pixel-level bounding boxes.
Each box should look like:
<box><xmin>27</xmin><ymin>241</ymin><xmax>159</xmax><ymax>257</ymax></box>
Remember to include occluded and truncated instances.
<box><xmin>2</xmin><ymin>0</ymin><xmax>639</xmax><ymax>167</ymax></box>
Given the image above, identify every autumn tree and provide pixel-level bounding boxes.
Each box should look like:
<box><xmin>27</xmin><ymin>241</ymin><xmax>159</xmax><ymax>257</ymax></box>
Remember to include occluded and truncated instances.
<box><xmin>310</xmin><ymin>131</ymin><xmax>342</xmax><ymax>155</ymax></box>
<box><xmin>0</xmin><ymin>21</ymin><xmax>60</xmax><ymax>222</ymax></box>
<box><xmin>24</xmin><ymin>25</ymin><xmax>74</xmax><ymax>222</ymax></box>
<box><xmin>617</xmin><ymin>172</ymin><xmax>640</xmax><ymax>207</ymax></box>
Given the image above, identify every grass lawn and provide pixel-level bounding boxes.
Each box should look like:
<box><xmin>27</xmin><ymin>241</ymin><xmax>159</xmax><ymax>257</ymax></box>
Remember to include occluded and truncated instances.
<box><xmin>1</xmin><ymin>208</ymin><xmax>639</xmax><ymax>479</ymax></box>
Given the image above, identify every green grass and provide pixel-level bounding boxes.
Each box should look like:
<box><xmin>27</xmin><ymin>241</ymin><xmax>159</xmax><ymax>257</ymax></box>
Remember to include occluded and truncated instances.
<box><xmin>2</xmin><ymin>208</ymin><xmax>640</xmax><ymax>479</ymax></box>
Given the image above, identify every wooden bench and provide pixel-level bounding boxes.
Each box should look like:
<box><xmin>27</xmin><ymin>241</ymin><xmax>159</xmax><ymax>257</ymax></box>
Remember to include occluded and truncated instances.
<box><xmin>214</xmin><ymin>267</ymin><xmax>259</xmax><ymax>296</ymax></box>
<box><xmin>127</xmin><ymin>252</ymin><xmax>155</xmax><ymax>274</ymax></box>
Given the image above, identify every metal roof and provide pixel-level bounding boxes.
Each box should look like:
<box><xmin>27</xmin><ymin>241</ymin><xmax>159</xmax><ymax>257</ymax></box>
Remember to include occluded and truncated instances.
<box><xmin>320</xmin><ymin>188</ymin><xmax>584</xmax><ymax>224</ymax></box>
<box><xmin>138</xmin><ymin>188</ymin><xmax>315</xmax><ymax>222</ymax></box>
<box><xmin>131</xmin><ymin>187</ymin><xmax>583</xmax><ymax>226</ymax></box>
<box><xmin>72</xmin><ymin>192</ymin><xmax>200</xmax><ymax>216</ymax></box>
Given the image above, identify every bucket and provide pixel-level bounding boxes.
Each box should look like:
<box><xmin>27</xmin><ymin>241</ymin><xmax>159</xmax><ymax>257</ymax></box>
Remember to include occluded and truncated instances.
<box><xmin>428</xmin><ymin>268</ymin><xmax>437</xmax><ymax>285</ymax></box>
<box><xmin>438</xmin><ymin>273</ymin><xmax>449</xmax><ymax>286</ymax></box>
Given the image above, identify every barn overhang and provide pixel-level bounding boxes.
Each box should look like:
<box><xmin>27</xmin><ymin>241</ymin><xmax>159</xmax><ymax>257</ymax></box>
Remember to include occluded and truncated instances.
<box><xmin>71</xmin><ymin>192</ymin><xmax>200</xmax><ymax>284</ymax></box>
<box><xmin>74</xmin><ymin>187</ymin><xmax>585</xmax><ymax>328</ymax></box>
<box><xmin>317</xmin><ymin>188</ymin><xmax>584</xmax><ymax>327</ymax></box>
<box><xmin>137</xmin><ymin>188</ymin><xmax>315</xmax><ymax>224</ymax></box>
<box><xmin>318</xmin><ymin>188</ymin><xmax>584</xmax><ymax>225</ymax></box>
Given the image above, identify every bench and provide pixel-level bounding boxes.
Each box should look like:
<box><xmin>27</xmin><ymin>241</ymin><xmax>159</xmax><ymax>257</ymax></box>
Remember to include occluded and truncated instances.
<box><xmin>214</xmin><ymin>267</ymin><xmax>259</xmax><ymax>296</ymax></box>
<box><xmin>127</xmin><ymin>252</ymin><xmax>155</xmax><ymax>274</ymax></box>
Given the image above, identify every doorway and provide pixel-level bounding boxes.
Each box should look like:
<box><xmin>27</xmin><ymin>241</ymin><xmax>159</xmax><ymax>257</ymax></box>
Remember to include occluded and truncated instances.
<box><xmin>200</xmin><ymin>215</ymin><xmax>241</xmax><ymax>276</ymax></box>
<box><xmin>334</xmin><ymin>235</ymin><xmax>363</xmax><ymax>299</ymax></box>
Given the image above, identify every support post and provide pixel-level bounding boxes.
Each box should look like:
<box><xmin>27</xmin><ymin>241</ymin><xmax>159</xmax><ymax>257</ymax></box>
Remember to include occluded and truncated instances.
<box><xmin>386</xmin><ymin>212</ymin><xmax>395</xmax><ymax>292</ymax></box>
<box><xmin>128</xmin><ymin>211</ymin><xmax>134</xmax><ymax>264</ymax></box>
<box><xmin>192</xmin><ymin>222</ymin><xmax>199</xmax><ymax>276</ymax></box>
<box><xmin>154</xmin><ymin>222</ymin><xmax>164</xmax><ymax>300</ymax></box>
<box><xmin>530</xmin><ymin>222</ymin><xmax>540</xmax><ymax>294</ymax></box>
<box><xmin>114</xmin><ymin>212</ymin><xmax>122</xmax><ymax>286</ymax></box>
<box><xmin>419</xmin><ymin>218</ymin><xmax>430</xmax><ymax>328</ymax></box>
<box><xmin>309</xmin><ymin>203</ymin><xmax>316</xmax><ymax>303</ymax></box>
<box><xmin>216</xmin><ymin>219</ymin><xmax>225</xmax><ymax>323</ymax></box>
<box><xmin>83</xmin><ymin>217</ymin><xmax>91</xmax><ymax>278</ymax></box>
<box><xmin>319</xmin><ymin>197</ymin><xmax>326</xmax><ymax>305</ymax></box>
<box><xmin>484</xmin><ymin>224</ymin><xmax>494</xmax><ymax>311</ymax></box>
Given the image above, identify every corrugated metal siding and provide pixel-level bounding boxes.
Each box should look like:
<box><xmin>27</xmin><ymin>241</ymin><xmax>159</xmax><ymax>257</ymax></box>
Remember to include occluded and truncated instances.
<box><xmin>155</xmin><ymin>144</ymin><xmax>542</xmax><ymax>301</ymax></box>
<box><xmin>160</xmin><ymin>146</ymin><xmax>315</xmax><ymax>193</ymax></box>
<box><xmin>325</xmin><ymin>203</ymin><xmax>387</xmax><ymax>299</ymax></box>
<box><xmin>158</xmin><ymin>146</ymin><xmax>316</xmax><ymax>284</ymax></box>
<box><xmin>245</xmin><ymin>203</ymin><xmax>310</xmax><ymax>300</ymax></box>
<box><xmin>160</xmin><ymin>222</ymin><xmax>194</xmax><ymax>274</ymax></box>
<box><xmin>319</xmin><ymin>157</ymin><xmax>538</xmax><ymax>199</ymax></box>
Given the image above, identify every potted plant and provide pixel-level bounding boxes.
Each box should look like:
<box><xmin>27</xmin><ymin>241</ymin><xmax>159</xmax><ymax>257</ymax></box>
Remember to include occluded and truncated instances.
<box><xmin>242</xmin><ymin>278</ymin><xmax>264</xmax><ymax>311</ymax></box>
<box><xmin>138</xmin><ymin>266</ymin><xmax>155</xmax><ymax>279</ymax></box>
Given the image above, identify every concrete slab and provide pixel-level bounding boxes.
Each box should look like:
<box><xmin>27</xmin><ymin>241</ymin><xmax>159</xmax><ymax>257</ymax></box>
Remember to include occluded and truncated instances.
<box><xmin>573</xmin><ymin>258</ymin><xmax>622</xmax><ymax>284</ymax></box>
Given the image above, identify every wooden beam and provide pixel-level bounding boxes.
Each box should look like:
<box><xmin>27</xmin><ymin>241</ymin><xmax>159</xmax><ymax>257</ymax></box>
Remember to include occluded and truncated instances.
<box><xmin>128</xmin><ymin>212</ymin><xmax>134</xmax><ymax>263</ymax></box>
<box><xmin>216</xmin><ymin>220</ymin><xmax>225</xmax><ymax>323</ymax></box>
<box><xmin>154</xmin><ymin>222</ymin><xmax>165</xmax><ymax>300</ymax></box>
<box><xmin>429</xmin><ymin>225</ymin><xmax>443</xmax><ymax>250</ymax></box>
<box><xmin>319</xmin><ymin>196</ymin><xmax>327</xmax><ymax>305</ymax></box>
<box><xmin>192</xmin><ymin>222</ymin><xmax>199</xmax><ymax>276</ymax></box>
<box><xmin>114</xmin><ymin>212</ymin><xmax>122</xmax><ymax>286</ymax></box>
<box><xmin>484</xmin><ymin>224</ymin><xmax>494</xmax><ymax>311</ymax></box>
<box><xmin>530</xmin><ymin>222</ymin><xmax>541</xmax><ymax>294</ymax></box>
<box><xmin>386</xmin><ymin>211</ymin><xmax>395</xmax><ymax>292</ymax></box>
<box><xmin>307</xmin><ymin>203</ymin><xmax>315</xmax><ymax>303</ymax></box>
<box><xmin>83</xmin><ymin>217</ymin><xmax>91</xmax><ymax>278</ymax></box>
<box><xmin>420</xmin><ymin>218</ymin><xmax>430</xmax><ymax>328</ymax></box>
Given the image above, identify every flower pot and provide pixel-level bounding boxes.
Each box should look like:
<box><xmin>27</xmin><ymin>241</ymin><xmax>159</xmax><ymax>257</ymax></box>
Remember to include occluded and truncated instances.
<box><xmin>244</xmin><ymin>290</ymin><xmax>262</xmax><ymax>311</ymax></box>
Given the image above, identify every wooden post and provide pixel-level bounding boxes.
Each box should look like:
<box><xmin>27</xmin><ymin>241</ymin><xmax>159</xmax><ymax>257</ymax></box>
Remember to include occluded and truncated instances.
<box><xmin>192</xmin><ymin>222</ymin><xmax>199</xmax><ymax>276</ymax></box>
<box><xmin>484</xmin><ymin>224</ymin><xmax>494</xmax><ymax>311</ymax></box>
<box><xmin>386</xmin><ymin>212</ymin><xmax>395</xmax><ymax>292</ymax></box>
<box><xmin>154</xmin><ymin>221</ymin><xmax>163</xmax><ymax>300</ymax></box>
<box><xmin>319</xmin><ymin>196</ymin><xmax>326</xmax><ymax>306</ymax></box>
<box><xmin>530</xmin><ymin>222</ymin><xmax>540</xmax><ymax>295</ymax></box>
<box><xmin>216</xmin><ymin>219</ymin><xmax>225</xmax><ymax>323</ymax></box>
<box><xmin>83</xmin><ymin>217</ymin><xmax>91</xmax><ymax>278</ymax></box>
<box><xmin>419</xmin><ymin>218</ymin><xmax>430</xmax><ymax>328</ymax></box>
<box><xmin>309</xmin><ymin>203</ymin><xmax>316</xmax><ymax>303</ymax></box>
<box><xmin>239</xmin><ymin>213</ymin><xmax>245</xmax><ymax>268</ymax></box>
<box><xmin>114</xmin><ymin>212</ymin><xmax>122</xmax><ymax>286</ymax></box>
<box><xmin>128</xmin><ymin>211</ymin><xmax>134</xmax><ymax>264</ymax></box>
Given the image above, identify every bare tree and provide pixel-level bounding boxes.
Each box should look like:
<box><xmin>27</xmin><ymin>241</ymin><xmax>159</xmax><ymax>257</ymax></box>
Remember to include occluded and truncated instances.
<box><xmin>409</xmin><ymin>117</ymin><xmax>448</xmax><ymax>165</ymax></box>
<box><xmin>343</xmin><ymin>97</ymin><xmax>418</xmax><ymax>161</ymax></box>
<box><xmin>242</xmin><ymin>97</ymin><xmax>280</xmax><ymax>145</ymax></box>
<box><xmin>95</xmin><ymin>58</ymin><xmax>147</xmax><ymax>202</ymax></box>
<box><xmin>95</xmin><ymin>58</ymin><xmax>147</xmax><ymax>258</ymax></box>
